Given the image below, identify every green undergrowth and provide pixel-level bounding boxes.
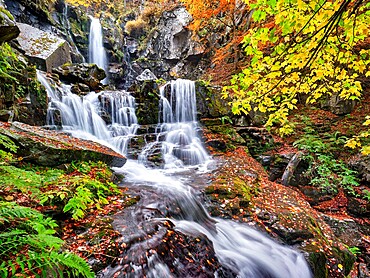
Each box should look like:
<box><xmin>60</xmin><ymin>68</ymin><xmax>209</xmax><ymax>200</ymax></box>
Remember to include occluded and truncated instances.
<box><xmin>293</xmin><ymin>122</ymin><xmax>362</xmax><ymax>197</ymax></box>
<box><xmin>0</xmin><ymin>136</ymin><xmax>123</xmax><ymax>276</ymax></box>
<box><xmin>0</xmin><ymin>202</ymin><xmax>94</xmax><ymax>277</ymax></box>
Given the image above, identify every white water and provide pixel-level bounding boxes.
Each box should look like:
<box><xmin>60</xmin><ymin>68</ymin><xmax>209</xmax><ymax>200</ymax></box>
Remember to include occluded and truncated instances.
<box><xmin>38</xmin><ymin>74</ymin><xmax>313</xmax><ymax>277</ymax></box>
<box><xmin>37</xmin><ymin>72</ymin><xmax>137</xmax><ymax>154</ymax></box>
<box><xmin>89</xmin><ymin>16</ymin><xmax>108</xmax><ymax>84</ymax></box>
<box><xmin>114</xmin><ymin>160</ymin><xmax>312</xmax><ymax>278</ymax></box>
<box><xmin>141</xmin><ymin>80</ymin><xmax>210</xmax><ymax>168</ymax></box>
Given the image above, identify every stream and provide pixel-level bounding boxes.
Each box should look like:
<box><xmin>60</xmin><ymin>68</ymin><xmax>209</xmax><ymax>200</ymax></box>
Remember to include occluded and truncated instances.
<box><xmin>38</xmin><ymin>71</ymin><xmax>313</xmax><ymax>277</ymax></box>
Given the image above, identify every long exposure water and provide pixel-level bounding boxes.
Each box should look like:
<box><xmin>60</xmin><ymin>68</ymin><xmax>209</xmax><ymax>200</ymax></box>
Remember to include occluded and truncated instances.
<box><xmin>89</xmin><ymin>16</ymin><xmax>108</xmax><ymax>84</ymax></box>
<box><xmin>38</xmin><ymin>73</ymin><xmax>313</xmax><ymax>277</ymax></box>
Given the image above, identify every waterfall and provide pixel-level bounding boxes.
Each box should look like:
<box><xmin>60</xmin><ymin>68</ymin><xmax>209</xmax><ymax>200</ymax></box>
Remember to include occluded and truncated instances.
<box><xmin>89</xmin><ymin>16</ymin><xmax>108</xmax><ymax>84</ymax></box>
<box><xmin>37</xmin><ymin>71</ymin><xmax>137</xmax><ymax>154</ymax></box>
<box><xmin>37</xmin><ymin>72</ymin><xmax>313</xmax><ymax>277</ymax></box>
<box><xmin>112</xmin><ymin>79</ymin><xmax>312</xmax><ymax>277</ymax></box>
<box><xmin>139</xmin><ymin>79</ymin><xmax>210</xmax><ymax>168</ymax></box>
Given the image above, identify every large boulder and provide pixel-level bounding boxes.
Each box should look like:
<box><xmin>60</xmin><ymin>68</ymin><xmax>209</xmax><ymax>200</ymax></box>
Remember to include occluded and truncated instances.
<box><xmin>146</xmin><ymin>7</ymin><xmax>205</xmax><ymax>78</ymax></box>
<box><xmin>53</xmin><ymin>63</ymin><xmax>106</xmax><ymax>91</ymax></box>
<box><xmin>15</xmin><ymin>23</ymin><xmax>71</xmax><ymax>72</ymax></box>
<box><xmin>0</xmin><ymin>121</ymin><xmax>126</xmax><ymax>167</ymax></box>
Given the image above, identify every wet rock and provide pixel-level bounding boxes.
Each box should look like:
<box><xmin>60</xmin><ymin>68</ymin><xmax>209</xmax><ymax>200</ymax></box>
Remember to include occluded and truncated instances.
<box><xmin>52</xmin><ymin>63</ymin><xmax>106</xmax><ymax>91</ymax></box>
<box><xmin>70</xmin><ymin>83</ymin><xmax>90</xmax><ymax>95</ymax></box>
<box><xmin>136</xmin><ymin>69</ymin><xmax>157</xmax><ymax>81</ymax></box>
<box><xmin>0</xmin><ymin>121</ymin><xmax>126</xmax><ymax>167</ymax></box>
<box><xmin>15</xmin><ymin>23</ymin><xmax>71</xmax><ymax>72</ymax></box>
<box><xmin>348</xmin><ymin>154</ymin><xmax>370</xmax><ymax>185</ymax></box>
<box><xmin>195</xmin><ymin>82</ymin><xmax>231</xmax><ymax>119</ymax></box>
<box><xmin>103</xmin><ymin>188</ymin><xmax>235</xmax><ymax>278</ymax></box>
<box><xmin>347</xmin><ymin>197</ymin><xmax>370</xmax><ymax>216</ymax></box>
<box><xmin>236</xmin><ymin>127</ymin><xmax>274</xmax><ymax>156</ymax></box>
<box><xmin>133</xmin><ymin>80</ymin><xmax>160</xmax><ymax>125</ymax></box>
<box><xmin>0</xmin><ymin>2</ymin><xmax>20</xmax><ymax>43</ymax></box>
<box><xmin>321</xmin><ymin>93</ymin><xmax>357</xmax><ymax>115</ymax></box>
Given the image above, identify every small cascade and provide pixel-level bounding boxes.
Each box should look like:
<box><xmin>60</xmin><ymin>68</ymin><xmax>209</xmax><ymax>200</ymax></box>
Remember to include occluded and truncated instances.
<box><xmin>89</xmin><ymin>16</ymin><xmax>108</xmax><ymax>84</ymax></box>
<box><xmin>37</xmin><ymin>71</ymin><xmax>137</xmax><ymax>154</ymax></box>
<box><xmin>100</xmin><ymin>91</ymin><xmax>139</xmax><ymax>153</ymax></box>
<box><xmin>139</xmin><ymin>79</ymin><xmax>210</xmax><ymax>168</ymax></box>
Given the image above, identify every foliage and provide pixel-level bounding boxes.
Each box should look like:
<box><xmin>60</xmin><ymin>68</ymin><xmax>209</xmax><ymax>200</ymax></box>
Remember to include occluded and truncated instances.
<box><xmin>347</xmin><ymin>246</ymin><xmax>361</xmax><ymax>256</ymax></box>
<box><xmin>40</xmin><ymin>161</ymin><xmax>120</xmax><ymax>220</ymax></box>
<box><xmin>294</xmin><ymin>134</ymin><xmax>359</xmax><ymax>194</ymax></box>
<box><xmin>0</xmin><ymin>134</ymin><xmax>18</xmax><ymax>153</ymax></box>
<box><xmin>0</xmin><ymin>165</ymin><xmax>62</xmax><ymax>196</ymax></box>
<box><xmin>0</xmin><ymin>43</ymin><xmax>28</xmax><ymax>101</ymax></box>
<box><xmin>0</xmin><ymin>134</ymin><xmax>18</xmax><ymax>165</ymax></box>
<box><xmin>0</xmin><ymin>42</ymin><xmax>46</xmax><ymax>121</ymax></box>
<box><xmin>0</xmin><ymin>202</ymin><xmax>94</xmax><ymax>277</ymax></box>
<box><xmin>345</xmin><ymin>116</ymin><xmax>370</xmax><ymax>155</ymax></box>
<box><xmin>223</xmin><ymin>0</ymin><xmax>370</xmax><ymax>135</ymax></box>
<box><xmin>66</xmin><ymin>0</ymin><xmax>175</xmax><ymax>19</ymax></box>
<box><xmin>182</xmin><ymin>0</ymin><xmax>251</xmax><ymax>80</ymax></box>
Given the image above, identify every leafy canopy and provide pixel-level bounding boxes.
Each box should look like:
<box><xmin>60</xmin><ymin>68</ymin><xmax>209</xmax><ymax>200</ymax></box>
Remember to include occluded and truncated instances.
<box><xmin>223</xmin><ymin>0</ymin><xmax>370</xmax><ymax>135</ymax></box>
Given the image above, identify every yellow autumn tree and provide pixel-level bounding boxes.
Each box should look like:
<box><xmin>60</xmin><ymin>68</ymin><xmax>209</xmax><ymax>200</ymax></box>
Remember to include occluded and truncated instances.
<box><xmin>223</xmin><ymin>0</ymin><xmax>370</xmax><ymax>135</ymax></box>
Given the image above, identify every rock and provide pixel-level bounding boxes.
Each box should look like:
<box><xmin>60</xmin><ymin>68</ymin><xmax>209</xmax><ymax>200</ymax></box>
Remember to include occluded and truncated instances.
<box><xmin>0</xmin><ymin>2</ymin><xmax>20</xmax><ymax>42</ymax></box>
<box><xmin>347</xmin><ymin>197</ymin><xmax>370</xmax><ymax>216</ymax></box>
<box><xmin>133</xmin><ymin>80</ymin><xmax>160</xmax><ymax>125</ymax></box>
<box><xmin>0</xmin><ymin>121</ymin><xmax>126</xmax><ymax>167</ymax></box>
<box><xmin>0</xmin><ymin>25</ymin><xmax>19</xmax><ymax>42</ymax></box>
<box><xmin>236</xmin><ymin>127</ymin><xmax>274</xmax><ymax>156</ymax></box>
<box><xmin>281</xmin><ymin>151</ymin><xmax>304</xmax><ymax>186</ymax></box>
<box><xmin>349</xmin><ymin>154</ymin><xmax>370</xmax><ymax>184</ymax></box>
<box><xmin>145</xmin><ymin>7</ymin><xmax>197</xmax><ymax>60</ymax></box>
<box><xmin>206</xmin><ymin>139</ymin><xmax>227</xmax><ymax>152</ymax></box>
<box><xmin>52</xmin><ymin>63</ymin><xmax>106</xmax><ymax>91</ymax></box>
<box><xmin>136</xmin><ymin>69</ymin><xmax>157</xmax><ymax>81</ymax></box>
<box><xmin>195</xmin><ymin>82</ymin><xmax>231</xmax><ymax>119</ymax></box>
<box><xmin>15</xmin><ymin>23</ymin><xmax>71</xmax><ymax>72</ymax></box>
<box><xmin>322</xmin><ymin>214</ymin><xmax>370</xmax><ymax>248</ymax></box>
<box><xmin>132</xmin><ymin>6</ymin><xmax>206</xmax><ymax>80</ymax></box>
<box><xmin>70</xmin><ymin>83</ymin><xmax>90</xmax><ymax>95</ymax></box>
<box><xmin>321</xmin><ymin>93</ymin><xmax>357</xmax><ymax>115</ymax></box>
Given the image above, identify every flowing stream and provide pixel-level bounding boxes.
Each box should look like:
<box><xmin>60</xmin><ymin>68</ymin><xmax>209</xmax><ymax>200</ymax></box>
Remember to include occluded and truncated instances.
<box><xmin>89</xmin><ymin>16</ymin><xmax>108</xmax><ymax>84</ymax></box>
<box><xmin>38</xmin><ymin>72</ymin><xmax>313</xmax><ymax>277</ymax></box>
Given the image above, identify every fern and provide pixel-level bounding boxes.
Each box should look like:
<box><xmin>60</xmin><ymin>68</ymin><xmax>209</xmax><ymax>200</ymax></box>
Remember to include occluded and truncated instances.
<box><xmin>0</xmin><ymin>202</ymin><xmax>94</xmax><ymax>277</ymax></box>
<box><xmin>40</xmin><ymin>161</ymin><xmax>120</xmax><ymax>220</ymax></box>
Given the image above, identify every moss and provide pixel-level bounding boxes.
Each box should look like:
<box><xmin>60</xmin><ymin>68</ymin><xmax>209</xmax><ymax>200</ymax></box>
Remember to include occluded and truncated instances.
<box><xmin>309</xmin><ymin>251</ymin><xmax>328</xmax><ymax>278</ymax></box>
<box><xmin>0</xmin><ymin>6</ymin><xmax>14</xmax><ymax>23</ymax></box>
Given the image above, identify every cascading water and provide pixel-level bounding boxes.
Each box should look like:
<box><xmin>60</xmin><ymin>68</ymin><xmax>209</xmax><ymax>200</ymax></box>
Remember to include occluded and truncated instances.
<box><xmin>111</xmin><ymin>80</ymin><xmax>312</xmax><ymax>277</ymax></box>
<box><xmin>37</xmin><ymin>71</ymin><xmax>138</xmax><ymax>154</ymax></box>
<box><xmin>139</xmin><ymin>79</ymin><xmax>210</xmax><ymax>168</ymax></box>
<box><xmin>38</xmin><ymin>73</ymin><xmax>313</xmax><ymax>277</ymax></box>
<box><xmin>89</xmin><ymin>16</ymin><xmax>108</xmax><ymax>84</ymax></box>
